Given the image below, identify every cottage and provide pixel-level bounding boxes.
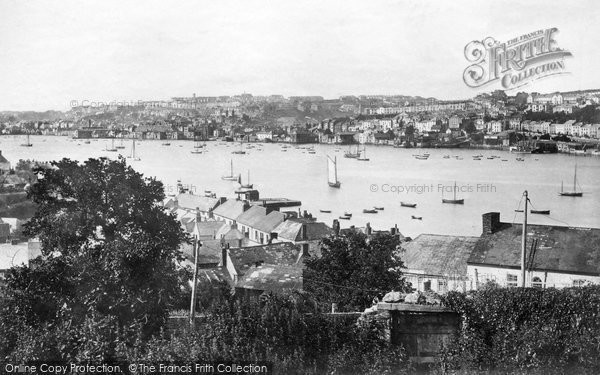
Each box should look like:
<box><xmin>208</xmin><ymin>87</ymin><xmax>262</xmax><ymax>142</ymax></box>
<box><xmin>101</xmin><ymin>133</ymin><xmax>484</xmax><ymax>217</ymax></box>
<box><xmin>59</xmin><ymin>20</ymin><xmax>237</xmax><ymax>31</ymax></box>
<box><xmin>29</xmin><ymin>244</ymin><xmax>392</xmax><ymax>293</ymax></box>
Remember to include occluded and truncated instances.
<box><xmin>467</xmin><ymin>212</ymin><xmax>600</xmax><ymax>289</ymax></box>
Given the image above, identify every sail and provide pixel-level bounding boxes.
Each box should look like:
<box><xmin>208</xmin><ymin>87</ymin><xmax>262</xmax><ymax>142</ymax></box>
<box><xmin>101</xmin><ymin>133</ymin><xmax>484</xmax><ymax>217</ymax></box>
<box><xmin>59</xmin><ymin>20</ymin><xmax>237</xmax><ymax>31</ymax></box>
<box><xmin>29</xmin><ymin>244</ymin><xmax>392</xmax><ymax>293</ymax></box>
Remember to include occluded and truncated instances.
<box><xmin>328</xmin><ymin>156</ymin><xmax>337</xmax><ymax>184</ymax></box>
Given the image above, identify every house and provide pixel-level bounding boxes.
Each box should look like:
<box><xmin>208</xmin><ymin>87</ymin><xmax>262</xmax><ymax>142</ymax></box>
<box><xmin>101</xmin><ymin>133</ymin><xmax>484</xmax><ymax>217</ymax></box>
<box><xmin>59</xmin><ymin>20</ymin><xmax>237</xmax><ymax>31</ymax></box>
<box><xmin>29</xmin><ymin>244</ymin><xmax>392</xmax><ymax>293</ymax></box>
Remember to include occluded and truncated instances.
<box><xmin>235</xmin><ymin>205</ymin><xmax>286</xmax><ymax>244</ymax></box>
<box><xmin>467</xmin><ymin>212</ymin><xmax>600</xmax><ymax>289</ymax></box>
<box><xmin>0</xmin><ymin>217</ymin><xmax>22</xmax><ymax>235</ymax></box>
<box><xmin>400</xmin><ymin>234</ymin><xmax>479</xmax><ymax>294</ymax></box>
<box><xmin>220</xmin><ymin>242</ymin><xmax>304</xmax><ymax>298</ymax></box>
<box><xmin>272</xmin><ymin>218</ymin><xmax>333</xmax><ymax>257</ymax></box>
<box><xmin>170</xmin><ymin>192</ymin><xmax>225</xmax><ymax>222</ymax></box>
<box><xmin>0</xmin><ymin>151</ymin><xmax>10</xmax><ymax>174</ymax></box>
<box><xmin>212</xmin><ymin>199</ymin><xmax>249</xmax><ymax>226</ymax></box>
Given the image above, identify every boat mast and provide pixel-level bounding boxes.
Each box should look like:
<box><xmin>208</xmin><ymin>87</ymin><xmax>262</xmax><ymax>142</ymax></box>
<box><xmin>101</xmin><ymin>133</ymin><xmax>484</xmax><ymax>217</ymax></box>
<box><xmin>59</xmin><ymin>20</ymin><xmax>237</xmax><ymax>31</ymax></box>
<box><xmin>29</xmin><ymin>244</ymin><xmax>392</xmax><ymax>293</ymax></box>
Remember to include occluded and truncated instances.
<box><xmin>334</xmin><ymin>156</ymin><xmax>338</xmax><ymax>182</ymax></box>
<box><xmin>521</xmin><ymin>190</ymin><xmax>528</xmax><ymax>287</ymax></box>
<box><xmin>573</xmin><ymin>164</ymin><xmax>577</xmax><ymax>192</ymax></box>
<box><xmin>453</xmin><ymin>181</ymin><xmax>457</xmax><ymax>201</ymax></box>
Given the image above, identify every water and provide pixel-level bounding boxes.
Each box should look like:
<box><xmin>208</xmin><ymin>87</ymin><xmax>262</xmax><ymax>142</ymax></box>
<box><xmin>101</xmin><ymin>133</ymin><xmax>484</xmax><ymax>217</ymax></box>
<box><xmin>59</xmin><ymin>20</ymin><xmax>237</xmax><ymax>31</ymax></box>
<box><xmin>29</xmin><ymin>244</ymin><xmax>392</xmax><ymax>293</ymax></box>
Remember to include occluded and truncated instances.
<box><xmin>2</xmin><ymin>135</ymin><xmax>599</xmax><ymax>238</ymax></box>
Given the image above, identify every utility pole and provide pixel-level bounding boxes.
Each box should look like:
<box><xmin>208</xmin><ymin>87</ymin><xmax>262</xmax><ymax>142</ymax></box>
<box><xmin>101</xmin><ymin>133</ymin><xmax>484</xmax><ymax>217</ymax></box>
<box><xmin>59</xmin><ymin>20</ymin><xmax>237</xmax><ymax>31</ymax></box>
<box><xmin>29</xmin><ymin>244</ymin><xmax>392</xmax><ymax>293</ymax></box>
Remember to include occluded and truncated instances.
<box><xmin>189</xmin><ymin>236</ymin><xmax>200</xmax><ymax>327</ymax></box>
<box><xmin>521</xmin><ymin>191</ymin><xmax>528</xmax><ymax>288</ymax></box>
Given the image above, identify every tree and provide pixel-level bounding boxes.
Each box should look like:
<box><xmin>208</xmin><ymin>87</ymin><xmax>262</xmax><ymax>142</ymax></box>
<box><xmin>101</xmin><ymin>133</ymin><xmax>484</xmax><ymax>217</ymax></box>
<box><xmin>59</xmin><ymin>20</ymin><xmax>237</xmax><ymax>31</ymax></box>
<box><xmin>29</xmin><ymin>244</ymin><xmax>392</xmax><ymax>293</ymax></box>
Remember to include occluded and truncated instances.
<box><xmin>4</xmin><ymin>157</ymin><xmax>187</xmax><ymax>344</ymax></box>
<box><xmin>304</xmin><ymin>232</ymin><xmax>411</xmax><ymax>311</ymax></box>
<box><xmin>464</xmin><ymin>120</ymin><xmax>477</xmax><ymax>134</ymax></box>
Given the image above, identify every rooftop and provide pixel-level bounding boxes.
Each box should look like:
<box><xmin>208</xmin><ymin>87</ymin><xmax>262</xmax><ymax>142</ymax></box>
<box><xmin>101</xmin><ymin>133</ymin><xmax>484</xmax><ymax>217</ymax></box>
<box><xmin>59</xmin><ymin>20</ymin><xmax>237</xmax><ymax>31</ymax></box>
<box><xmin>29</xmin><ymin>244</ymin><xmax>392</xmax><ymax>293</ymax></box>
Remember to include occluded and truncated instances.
<box><xmin>468</xmin><ymin>222</ymin><xmax>600</xmax><ymax>276</ymax></box>
<box><xmin>400</xmin><ymin>234</ymin><xmax>479</xmax><ymax>278</ymax></box>
<box><xmin>236</xmin><ymin>264</ymin><xmax>302</xmax><ymax>292</ymax></box>
<box><xmin>176</xmin><ymin>193</ymin><xmax>220</xmax><ymax>212</ymax></box>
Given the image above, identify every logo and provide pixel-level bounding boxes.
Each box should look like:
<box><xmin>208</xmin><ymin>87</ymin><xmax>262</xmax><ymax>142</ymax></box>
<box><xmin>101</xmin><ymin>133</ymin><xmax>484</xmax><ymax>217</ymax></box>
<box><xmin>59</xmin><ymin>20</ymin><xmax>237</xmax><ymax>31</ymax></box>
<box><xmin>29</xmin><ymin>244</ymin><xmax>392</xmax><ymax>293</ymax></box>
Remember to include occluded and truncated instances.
<box><xmin>463</xmin><ymin>28</ymin><xmax>572</xmax><ymax>90</ymax></box>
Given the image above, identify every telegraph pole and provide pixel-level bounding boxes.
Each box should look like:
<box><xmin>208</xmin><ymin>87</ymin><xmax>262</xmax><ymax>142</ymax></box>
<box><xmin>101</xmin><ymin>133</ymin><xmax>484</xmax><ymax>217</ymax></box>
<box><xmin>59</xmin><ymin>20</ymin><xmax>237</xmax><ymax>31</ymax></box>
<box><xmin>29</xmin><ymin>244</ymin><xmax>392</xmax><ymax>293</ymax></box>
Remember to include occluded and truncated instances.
<box><xmin>190</xmin><ymin>236</ymin><xmax>200</xmax><ymax>326</ymax></box>
<box><xmin>521</xmin><ymin>191</ymin><xmax>528</xmax><ymax>287</ymax></box>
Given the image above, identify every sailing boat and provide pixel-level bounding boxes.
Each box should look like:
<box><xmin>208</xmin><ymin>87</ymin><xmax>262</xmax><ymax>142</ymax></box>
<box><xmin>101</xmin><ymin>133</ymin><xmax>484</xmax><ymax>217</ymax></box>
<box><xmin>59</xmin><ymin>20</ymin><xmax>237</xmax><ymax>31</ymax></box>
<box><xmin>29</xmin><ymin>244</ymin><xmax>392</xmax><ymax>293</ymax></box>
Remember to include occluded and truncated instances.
<box><xmin>116</xmin><ymin>135</ymin><xmax>126</xmax><ymax>149</ymax></box>
<box><xmin>357</xmin><ymin>145</ymin><xmax>370</xmax><ymax>161</ymax></box>
<box><xmin>344</xmin><ymin>145</ymin><xmax>360</xmax><ymax>158</ymax></box>
<box><xmin>239</xmin><ymin>170</ymin><xmax>253</xmax><ymax>189</ymax></box>
<box><xmin>222</xmin><ymin>160</ymin><xmax>239</xmax><ymax>181</ymax></box>
<box><xmin>327</xmin><ymin>155</ymin><xmax>341</xmax><ymax>188</ymax></box>
<box><xmin>231</xmin><ymin>139</ymin><xmax>246</xmax><ymax>154</ymax></box>
<box><xmin>105</xmin><ymin>138</ymin><xmax>117</xmax><ymax>152</ymax></box>
<box><xmin>559</xmin><ymin>164</ymin><xmax>583</xmax><ymax>197</ymax></box>
<box><xmin>128</xmin><ymin>140</ymin><xmax>140</xmax><ymax>161</ymax></box>
<box><xmin>20</xmin><ymin>134</ymin><xmax>33</xmax><ymax>147</ymax></box>
<box><xmin>442</xmin><ymin>181</ymin><xmax>464</xmax><ymax>204</ymax></box>
<box><xmin>191</xmin><ymin>139</ymin><xmax>203</xmax><ymax>154</ymax></box>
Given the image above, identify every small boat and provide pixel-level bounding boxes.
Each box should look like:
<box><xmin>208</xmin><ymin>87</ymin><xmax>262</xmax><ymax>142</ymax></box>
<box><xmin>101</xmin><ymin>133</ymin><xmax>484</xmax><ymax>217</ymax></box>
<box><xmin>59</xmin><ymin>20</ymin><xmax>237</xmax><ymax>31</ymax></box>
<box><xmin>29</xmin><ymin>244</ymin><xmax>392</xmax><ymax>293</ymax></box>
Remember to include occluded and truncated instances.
<box><xmin>162</xmin><ymin>142</ymin><xmax>171</xmax><ymax>146</ymax></box>
<box><xmin>514</xmin><ymin>209</ymin><xmax>524</xmax><ymax>213</ymax></box>
<box><xmin>105</xmin><ymin>139</ymin><xmax>118</xmax><ymax>152</ymax></box>
<box><xmin>191</xmin><ymin>148</ymin><xmax>203</xmax><ymax>154</ymax></box>
<box><xmin>239</xmin><ymin>171</ymin><xmax>253</xmax><ymax>189</ymax></box>
<box><xmin>344</xmin><ymin>145</ymin><xmax>360</xmax><ymax>158</ymax></box>
<box><xmin>411</xmin><ymin>215</ymin><xmax>422</xmax><ymax>220</ymax></box>
<box><xmin>327</xmin><ymin>156</ymin><xmax>341</xmax><ymax>188</ymax></box>
<box><xmin>357</xmin><ymin>146</ymin><xmax>370</xmax><ymax>161</ymax></box>
<box><xmin>516</xmin><ymin>158</ymin><xmax>524</xmax><ymax>161</ymax></box>
<box><xmin>442</xmin><ymin>181</ymin><xmax>464</xmax><ymax>204</ymax></box>
<box><xmin>128</xmin><ymin>140</ymin><xmax>141</xmax><ymax>161</ymax></box>
<box><xmin>443</xmin><ymin>155</ymin><xmax>450</xmax><ymax>159</ymax></box>
<box><xmin>559</xmin><ymin>164</ymin><xmax>583</xmax><ymax>197</ymax></box>
<box><xmin>222</xmin><ymin>160</ymin><xmax>239</xmax><ymax>181</ymax></box>
<box><xmin>400</xmin><ymin>202</ymin><xmax>417</xmax><ymax>208</ymax></box>
<box><xmin>116</xmin><ymin>137</ymin><xmax>126</xmax><ymax>149</ymax></box>
<box><xmin>343</xmin><ymin>212</ymin><xmax>352</xmax><ymax>218</ymax></box>
<box><xmin>472</xmin><ymin>157</ymin><xmax>481</xmax><ymax>161</ymax></box>
<box><xmin>20</xmin><ymin>134</ymin><xmax>33</xmax><ymax>147</ymax></box>
<box><xmin>530</xmin><ymin>210</ymin><xmax>550</xmax><ymax>215</ymax></box>
<box><xmin>374</xmin><ymin>206</ymin><xmax>384</xmax><ymax>211</ymax></box>
<box><xmin>415</xmin><ymin>155</ymin><xmax>429</xmax><ymax>160</ymax></box>
<box><xmin>501</xmin><ymin>159</ymin><xmax>508</xmax><ymax>161</ymax></box>
<box><xmin>320</xmin><ymin>209</ymin><xmax>332</xmax><ymax>213</ymax></box>
<box><xmin>339</xmin><ymin>215</ymin><xmax>351</xmax><ymax>220</ymax></box>
<box><xmin>363</xmin><ymin>209</ymin><xmax>378</xmax><ymax>214</ymax></box>
<box><xmin>84</xmin><ymin>140</ymin><xmax>91</xmax><ymax>144</ymax></box>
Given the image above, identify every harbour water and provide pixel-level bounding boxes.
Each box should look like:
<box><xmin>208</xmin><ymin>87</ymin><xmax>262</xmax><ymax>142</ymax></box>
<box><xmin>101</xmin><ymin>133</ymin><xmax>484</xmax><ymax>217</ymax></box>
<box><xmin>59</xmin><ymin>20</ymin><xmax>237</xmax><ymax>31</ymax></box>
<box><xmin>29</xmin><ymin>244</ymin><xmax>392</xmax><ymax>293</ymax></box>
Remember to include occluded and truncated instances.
<box><xmin>2</xmin><ymin>135</ymin><xmax>599</xmax><ymax>238</ymax></box>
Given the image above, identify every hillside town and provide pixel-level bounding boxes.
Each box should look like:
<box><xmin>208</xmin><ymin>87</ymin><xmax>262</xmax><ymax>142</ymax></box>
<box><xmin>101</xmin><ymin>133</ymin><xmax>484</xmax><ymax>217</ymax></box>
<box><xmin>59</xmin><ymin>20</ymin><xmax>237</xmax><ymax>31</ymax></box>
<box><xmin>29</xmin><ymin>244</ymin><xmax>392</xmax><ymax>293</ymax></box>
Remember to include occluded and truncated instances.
<box><xmin>2</xmin><ymin>89</ymin><xmax>600</xmax><ymax>155</ymax></box>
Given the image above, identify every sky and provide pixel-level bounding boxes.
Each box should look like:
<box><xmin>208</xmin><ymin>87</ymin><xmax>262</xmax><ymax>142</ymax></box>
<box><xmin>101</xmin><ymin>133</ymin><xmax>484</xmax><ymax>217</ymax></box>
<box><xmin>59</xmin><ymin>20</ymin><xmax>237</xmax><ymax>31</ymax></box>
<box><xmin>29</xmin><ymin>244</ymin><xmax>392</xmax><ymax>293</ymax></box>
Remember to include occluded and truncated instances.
<box><xmin>1</xmin><ymin>0</ymin><xmax>599</xmax><ymax>111</ymax></box>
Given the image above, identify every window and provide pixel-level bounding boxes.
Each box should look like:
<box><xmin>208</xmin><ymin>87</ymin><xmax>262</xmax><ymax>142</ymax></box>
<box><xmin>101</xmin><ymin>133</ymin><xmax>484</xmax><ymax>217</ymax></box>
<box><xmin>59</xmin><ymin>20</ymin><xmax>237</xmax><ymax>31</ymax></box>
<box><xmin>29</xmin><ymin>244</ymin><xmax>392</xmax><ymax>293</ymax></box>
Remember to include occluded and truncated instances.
<box><xmin>507</xmin><ymin>274</ymin><xmax>518</xmax><ymax>288</ymax></box>
<box><xmin>573</xmin><ymin>279</ymin><xmax>586</xmax><ymax>287</ymax></box>
<box><xmin>438</xmin><ymin>279</ymin><xmax>448</xmax><ymax>293</ymax></box>
<box><xmin>532</xmin><ymin>276</ymin><xmax>543</xmax><ymax>288</ymax></box>
<box><xmin>423</xmin><ymin>280</ymin><xmax>431</xmax><ymax>291</ymax></box>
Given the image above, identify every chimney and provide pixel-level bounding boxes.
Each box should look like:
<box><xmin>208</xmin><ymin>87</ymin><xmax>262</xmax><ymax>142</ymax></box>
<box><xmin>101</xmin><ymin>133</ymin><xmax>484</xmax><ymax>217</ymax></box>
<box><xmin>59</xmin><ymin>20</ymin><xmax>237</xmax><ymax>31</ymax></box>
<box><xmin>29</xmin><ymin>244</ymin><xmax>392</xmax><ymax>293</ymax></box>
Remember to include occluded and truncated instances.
<box><xmin>242</xmin><ymin>200</ymin><xmax>250</xmax><ymax>212</ymax></box>
<box><xmin>303</xmin><ymin>210</ymin><xmax>308</xmax><ymax>218</ymax></box>
<box><xmin>482</xmin><ymin>212</ymin><xmax>501</xmax><ymax>235</ymax></box>
<box><xmin>221</xmin><ymin>243</ymin><xmax>229</xmax><ymax>268</ymax></box>
<box><xmin>208</xmin><ymin>208</ymin><xmax>214</xmax><ymax>219</ymax></box>
<box><xmin>300</xmin><ymin>223</ymin><xmax>307</xmax><ymax>240</ymax></box>
<box><xmin>366</xmin><ymin>222</ymin><xmax>372</xmax><ymax>236</ymax></box>
<box><xmin>333</xmin><ymin>219</ymin><xmax>340</xmax><ymax>236</ymax></box>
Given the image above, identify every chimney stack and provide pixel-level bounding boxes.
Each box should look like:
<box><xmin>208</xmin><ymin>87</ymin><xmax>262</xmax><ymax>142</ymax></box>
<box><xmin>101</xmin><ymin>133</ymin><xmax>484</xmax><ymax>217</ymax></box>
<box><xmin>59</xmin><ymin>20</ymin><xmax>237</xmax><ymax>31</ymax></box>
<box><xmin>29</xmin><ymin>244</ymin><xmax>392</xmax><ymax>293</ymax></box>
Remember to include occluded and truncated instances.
<box><xmin>300</xmin><ymin>223</ymin><xmax>308</xmax><ymax>240</ymax></box>
<box><xmin>366</xmin><ymin>222</ymin><xmax>372</xmax><ymax>236</ymax></box>
<box><xmin>333</xmin><ymin>219</ymin><xmax>340</xmax><ymax>236</ymax></box>
<box><xmin>221</xmin><ymin>243</ymin><xmax>229</xmax><ymax>268</ymax></box>
<box><xmin>482</xmin><ymin>212</ymin><xmax>501</xmax><ymax>235</ymax></box>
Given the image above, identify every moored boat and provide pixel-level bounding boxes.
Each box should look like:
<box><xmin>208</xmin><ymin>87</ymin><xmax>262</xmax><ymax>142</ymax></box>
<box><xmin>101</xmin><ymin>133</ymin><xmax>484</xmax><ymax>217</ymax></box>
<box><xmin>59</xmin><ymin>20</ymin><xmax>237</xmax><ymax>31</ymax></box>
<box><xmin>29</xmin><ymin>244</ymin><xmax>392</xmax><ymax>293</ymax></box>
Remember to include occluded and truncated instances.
<box><xmin>400</xmin><ymin>202</ymin><xmax>417</xmax><ymax>208</ymax></box>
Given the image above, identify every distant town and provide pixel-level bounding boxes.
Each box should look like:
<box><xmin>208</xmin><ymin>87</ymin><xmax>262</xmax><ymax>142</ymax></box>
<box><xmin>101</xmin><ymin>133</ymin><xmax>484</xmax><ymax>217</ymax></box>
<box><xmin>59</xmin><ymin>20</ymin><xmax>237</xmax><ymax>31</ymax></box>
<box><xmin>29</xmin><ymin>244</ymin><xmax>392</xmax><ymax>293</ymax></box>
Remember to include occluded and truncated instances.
<box><xmin>2</xmin><ymin>89</ymin><xmax>600</xmax><ymax>154</ymax></box>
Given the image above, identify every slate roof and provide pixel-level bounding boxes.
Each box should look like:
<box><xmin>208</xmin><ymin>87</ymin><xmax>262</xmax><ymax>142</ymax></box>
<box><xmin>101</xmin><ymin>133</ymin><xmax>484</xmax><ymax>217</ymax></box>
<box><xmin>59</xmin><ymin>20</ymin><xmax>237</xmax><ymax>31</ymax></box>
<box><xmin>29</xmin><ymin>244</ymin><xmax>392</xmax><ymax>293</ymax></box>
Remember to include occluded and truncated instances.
<box><xmin>176</xmin><ymin>193</ymin><xmax>220</xmax><ymax>212</ymax></box>
<box><xmin>195</xmin><ymin>221</ymin><xmax>228</xmax><ymax>238</ymax></box>
<box><xmin>228</xmin><ymin>242</ymin><xmax>302</xmax><ymax>276</ymax></box>
<box><xmin>236</xmin><ymin>264</ymin><xmax>303</xmax><ymax>292</ymax></box>
<box><xmin>235</xmin><ymin>206</ymin><xmax>285</xmax><ymax>233</ymax></box>
<box><xmin>468</xmin><ymin>223</ymin><xmax>600</xmax><ymax>276</ymax></box>
<box><xmin>212</xmin><ymin>199</ymin><xmax>247</xmax><ymax>220</ymax></box>
<box><xmin>400</xmin><ymin>234</ymin><xmax>480</xmax><ymax>277</ymax></box>
<box><xmin>273</xmin><ymin>220</ymin><xmax>333</xmax><ymax>241</ymax></box>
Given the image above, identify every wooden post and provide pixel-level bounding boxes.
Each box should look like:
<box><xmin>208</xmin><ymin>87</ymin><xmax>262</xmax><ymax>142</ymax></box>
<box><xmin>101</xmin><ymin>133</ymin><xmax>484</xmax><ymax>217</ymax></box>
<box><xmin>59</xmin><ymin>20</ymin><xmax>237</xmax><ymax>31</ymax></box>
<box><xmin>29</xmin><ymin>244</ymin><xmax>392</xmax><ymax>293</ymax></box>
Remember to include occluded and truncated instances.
<box><xmin>189</xmin><ymin>236</ymin><xmax>200</xmax><ymax>326</ymax></box>
<box><xmin>521</xmin><ymin>191</ymin><xmax>528</xmax><ymax>288</ymax></box>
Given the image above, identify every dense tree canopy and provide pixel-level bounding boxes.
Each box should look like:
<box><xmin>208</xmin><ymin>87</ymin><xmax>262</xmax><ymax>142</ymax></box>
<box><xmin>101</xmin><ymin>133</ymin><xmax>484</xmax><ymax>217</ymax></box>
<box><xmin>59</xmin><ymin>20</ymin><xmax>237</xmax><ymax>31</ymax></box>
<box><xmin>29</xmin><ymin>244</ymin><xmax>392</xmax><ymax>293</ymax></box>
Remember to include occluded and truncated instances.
<box><xmin>304</xmin><ymin>232</ymin><xmax>411</xmax><ymax>311</ymax></box>
<box><xmin>1</xmin><ymin>157</ymin><xmax>188</xmax><ymax>360</ymax></box>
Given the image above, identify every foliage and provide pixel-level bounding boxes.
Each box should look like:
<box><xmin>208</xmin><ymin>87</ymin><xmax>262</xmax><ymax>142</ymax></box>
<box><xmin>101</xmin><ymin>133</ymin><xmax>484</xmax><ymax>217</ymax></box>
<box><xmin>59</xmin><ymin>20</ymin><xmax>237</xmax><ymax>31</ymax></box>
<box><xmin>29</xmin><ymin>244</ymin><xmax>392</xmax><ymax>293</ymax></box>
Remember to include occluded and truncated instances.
<box><xmin>304</xmin><ymin>232</ymin><xmax>411</xmax><ymax>311</ymax></box>
<box><xmin>438</xmin><ymin>286</ymin><xmax>600</xmax><ymax>374</ymax></box>
<box><xmin>123</xmin><ymin>292</ymin><xmax>411</xmax><ymax>375</ymax></box>
<box><xmin>0</xmin><ymin>157</ymin><xmax>188</xmax><ymax>360</ymax></box>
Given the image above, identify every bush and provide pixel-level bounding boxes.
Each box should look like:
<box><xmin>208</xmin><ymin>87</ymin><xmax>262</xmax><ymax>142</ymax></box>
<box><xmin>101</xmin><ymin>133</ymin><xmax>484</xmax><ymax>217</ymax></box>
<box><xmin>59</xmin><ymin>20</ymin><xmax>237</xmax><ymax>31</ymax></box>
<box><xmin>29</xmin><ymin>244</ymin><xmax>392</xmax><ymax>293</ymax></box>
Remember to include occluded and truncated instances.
<box><xmin>438</xmin><ymin>286</ymin><xmax>600</xmax><ymax>373</ymax></box>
